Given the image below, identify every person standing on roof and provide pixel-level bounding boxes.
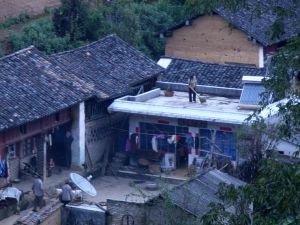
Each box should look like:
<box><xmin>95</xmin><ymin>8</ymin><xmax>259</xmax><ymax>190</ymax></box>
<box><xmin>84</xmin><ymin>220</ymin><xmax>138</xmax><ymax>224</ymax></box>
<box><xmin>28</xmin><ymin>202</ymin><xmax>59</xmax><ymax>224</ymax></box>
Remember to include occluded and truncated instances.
<box><xmin>188</xmin><ymin>75</ymin><xmax>197</xmax><ymax>102</ymax></box>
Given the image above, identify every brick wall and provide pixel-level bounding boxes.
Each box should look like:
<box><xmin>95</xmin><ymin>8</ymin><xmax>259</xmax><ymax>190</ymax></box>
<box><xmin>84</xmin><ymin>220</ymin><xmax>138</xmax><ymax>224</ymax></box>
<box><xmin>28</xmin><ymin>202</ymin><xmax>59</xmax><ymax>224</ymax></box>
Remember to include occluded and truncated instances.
<box><xmin>107</xmin><ymin>199</ymin><xmax>146</xmax><ymax>225</ymax></box>
<box><xmin>165</xmin><ymin>15</ymin><xmax>260</xmax><ymax>66</ymax></box>
<box><xmin>85</xmin><ymin>113</ymin><xmax>124</xmax><ymax>173</ymax></box>
<box><xmin>107</xmin><ymin>198</ymin><xmax>197</xmax><ymax>225</ymax></box>
<box><xmin>0</xmin><ymin>0</ymin><xmax>60</xmax><ymax>20</ymax></box>
<box><xmin>8</xmin><ymin>158</ymin><xmax>20</xmax><ymax>181</ymax></box>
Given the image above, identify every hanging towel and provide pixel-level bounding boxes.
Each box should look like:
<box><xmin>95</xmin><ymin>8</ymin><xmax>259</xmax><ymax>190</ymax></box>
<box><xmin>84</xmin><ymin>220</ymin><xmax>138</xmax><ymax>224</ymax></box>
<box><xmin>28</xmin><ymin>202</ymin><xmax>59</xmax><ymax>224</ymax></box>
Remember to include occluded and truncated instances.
<box><xmin>0</xmin><ymin>159</ymin><xmax>7</xmax><ymax>178</ymax></box>
<box><xmin>152</xmin><ymin>136</ymin><xmax>158</xmax><ymax>152</ymax></box>
<box><xmin>167</xmin><ymin>135</ymin><xmax>176</xmax><ymax>144</ymax></box>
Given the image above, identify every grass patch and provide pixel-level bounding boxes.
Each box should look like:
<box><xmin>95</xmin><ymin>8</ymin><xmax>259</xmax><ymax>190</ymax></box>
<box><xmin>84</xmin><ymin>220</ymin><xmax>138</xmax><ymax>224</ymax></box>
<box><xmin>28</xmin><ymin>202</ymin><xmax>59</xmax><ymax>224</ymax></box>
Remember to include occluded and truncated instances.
<box><xmin>0</xmin><ymin>13</ymin><xmax>30</xmax><ymax>30</ymax></box>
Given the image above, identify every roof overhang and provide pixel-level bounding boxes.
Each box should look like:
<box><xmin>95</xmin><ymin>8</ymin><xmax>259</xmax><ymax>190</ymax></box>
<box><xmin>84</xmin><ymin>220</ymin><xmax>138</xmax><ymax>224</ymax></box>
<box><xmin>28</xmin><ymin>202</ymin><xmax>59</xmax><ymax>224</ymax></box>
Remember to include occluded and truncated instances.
<box><xmin>108</xmin><ymin>90</ymin><xmax>252</xmax><ymax>125</ymax></box>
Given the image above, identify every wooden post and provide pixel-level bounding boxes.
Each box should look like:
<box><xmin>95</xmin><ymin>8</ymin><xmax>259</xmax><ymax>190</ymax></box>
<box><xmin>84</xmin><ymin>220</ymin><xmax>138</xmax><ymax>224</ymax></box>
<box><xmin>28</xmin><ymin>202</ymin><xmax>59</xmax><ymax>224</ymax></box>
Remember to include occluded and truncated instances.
<box><xmin>43</xmin><ymin>135</ymin><xmax>47</xmax><ymax>181</ymax></box>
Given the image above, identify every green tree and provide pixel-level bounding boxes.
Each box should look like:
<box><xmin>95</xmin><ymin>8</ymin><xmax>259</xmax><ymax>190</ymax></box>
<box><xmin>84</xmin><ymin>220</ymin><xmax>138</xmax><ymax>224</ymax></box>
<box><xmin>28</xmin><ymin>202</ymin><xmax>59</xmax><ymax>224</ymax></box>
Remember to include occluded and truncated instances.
<box><xmin>53</xmin><ymin>0</ymin><xmax>89</xmax><ymax>41</ymax></box>
<box><xmin>261</xmin><ymin>37</ymin><xmax>300</xmax><ymax>139</ymax></box>
<box><xmin>9</xmin><ymin>18</ymin><xmax>72</xmax><ymax>54</ymax></box>
<box><xmin>202</xmin><ymin>160</ymin><xmax>300</xmax><ymax>225</ymax></box>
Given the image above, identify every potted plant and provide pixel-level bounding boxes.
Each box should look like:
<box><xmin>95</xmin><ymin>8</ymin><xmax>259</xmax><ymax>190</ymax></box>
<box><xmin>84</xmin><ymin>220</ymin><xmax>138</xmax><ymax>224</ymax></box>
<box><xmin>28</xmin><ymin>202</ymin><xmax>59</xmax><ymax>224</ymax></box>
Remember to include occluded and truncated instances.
<box><xmin>164</xmin><ymin>86</ymin><xmax>174</xmax><ymax>97</ymax></box>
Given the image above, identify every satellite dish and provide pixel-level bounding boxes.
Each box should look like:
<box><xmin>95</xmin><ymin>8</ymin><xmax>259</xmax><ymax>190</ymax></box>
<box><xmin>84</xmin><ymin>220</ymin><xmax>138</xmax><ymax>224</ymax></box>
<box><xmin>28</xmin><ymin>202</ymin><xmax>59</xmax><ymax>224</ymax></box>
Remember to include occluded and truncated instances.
<box><xmin>70</xmin><ymin>173</ymin><xmax>97</xmax><ymax>197</ymax></box>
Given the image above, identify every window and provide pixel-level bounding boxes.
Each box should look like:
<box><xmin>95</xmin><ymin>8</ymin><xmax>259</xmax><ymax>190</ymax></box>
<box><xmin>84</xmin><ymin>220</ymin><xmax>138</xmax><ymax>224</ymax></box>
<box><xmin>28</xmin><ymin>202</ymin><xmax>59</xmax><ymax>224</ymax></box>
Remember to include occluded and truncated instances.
<box><xmin>215</xmin><ymin>131</ymin><xmax>236</xmax><ymax>160</ymax></box>
<box><xmin>21</xmin><ymin>138</ymin><xmax>36</xmax><ymax>158</ymax></box>
<box><xmin>85</xmin><ymin>99</ymin><xmax>111</xmax><ymax>121</ymax></box>
<box><xmin>140</xmin><ymin>122</ymin><xmax>188</xmax><ymax>153</ymax></box>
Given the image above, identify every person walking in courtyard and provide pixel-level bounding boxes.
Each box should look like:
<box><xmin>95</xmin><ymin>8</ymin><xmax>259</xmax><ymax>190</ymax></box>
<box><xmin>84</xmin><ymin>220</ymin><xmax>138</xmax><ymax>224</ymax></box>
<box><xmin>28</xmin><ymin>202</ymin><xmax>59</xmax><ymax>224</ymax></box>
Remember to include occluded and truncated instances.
<box><xmin>60</xmin><ymin>180</ymin><xmax>73</xmax><ymax>206</ymax></box>
<box><xmin>188</xmin><ymin>75</ymin><xmax>197</xmax><ymax>102</ymax></box>
<box><xmin>32</xmin><ymin>176</ymin><xmax>44</xmax><ymax>212</ymax></box>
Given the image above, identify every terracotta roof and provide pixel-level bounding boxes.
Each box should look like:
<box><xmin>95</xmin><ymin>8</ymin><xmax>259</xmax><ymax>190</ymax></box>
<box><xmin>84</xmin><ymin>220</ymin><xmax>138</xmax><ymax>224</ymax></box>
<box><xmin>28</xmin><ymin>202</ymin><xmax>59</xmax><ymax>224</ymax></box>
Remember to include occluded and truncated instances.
<box><xmin>159</xmin><ymin>57</ymin><xmax>266</xmax><ymax>89</ymax></box>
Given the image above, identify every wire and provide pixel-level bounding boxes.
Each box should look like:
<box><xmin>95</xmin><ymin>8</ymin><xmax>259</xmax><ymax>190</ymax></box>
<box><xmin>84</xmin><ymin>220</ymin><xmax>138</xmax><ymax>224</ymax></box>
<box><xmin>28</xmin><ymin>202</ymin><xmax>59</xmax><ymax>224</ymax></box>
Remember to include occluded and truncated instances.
<box><xmin>111</xmin><ymin>127</ymin><xmax>232</xmax><ymax>158</ymax></box>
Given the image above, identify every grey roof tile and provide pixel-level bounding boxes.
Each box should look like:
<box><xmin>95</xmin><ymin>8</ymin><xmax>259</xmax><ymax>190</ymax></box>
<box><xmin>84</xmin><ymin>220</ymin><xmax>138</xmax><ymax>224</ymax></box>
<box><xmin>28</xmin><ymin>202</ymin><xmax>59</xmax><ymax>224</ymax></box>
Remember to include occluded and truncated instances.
<box><xmin>166</xmin><ymin>169</ymin><xmax>245</xmax><ymax>217</ymax></box>
<box><xmin>215</xmin><ymin>0</ymin><xmax>300</xmax><ymax>46</ymax></box>
<box><xmin>0</xmin><ymin>47</ymin><xmax>95</xmax><ymax>131</ymax></box>
<box><xmin>160</xmin><ymin>57</ymin><xmax>266</xmax><ymax>88</ymax></box>
<box><xmin>0</xmin><ymin>34</ymin><xmax>163</xmax><ymax>131</ymax></box>
<box><xmin>160</xmin><ymin>0</ymin><xmax>300</xmax><ymax>46</ymax></box>
<box><xmin>51</xmin><ymin>34</ymin><xmax>164</xmax><ymax>97</ymax></box>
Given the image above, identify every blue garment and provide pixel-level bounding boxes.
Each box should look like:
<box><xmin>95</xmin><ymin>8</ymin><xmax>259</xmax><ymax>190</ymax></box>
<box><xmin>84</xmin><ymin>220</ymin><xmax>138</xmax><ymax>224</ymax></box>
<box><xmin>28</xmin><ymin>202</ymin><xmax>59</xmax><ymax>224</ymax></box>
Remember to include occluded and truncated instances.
<box><xmin>186</xmin><ymin>134</ymin><xmax>194</xmax><ymax>150</ymax></box>
<box><xmin>0</xmin><ymin>159</ymin><xmax>7</xmax><ymax>177</ymax></box>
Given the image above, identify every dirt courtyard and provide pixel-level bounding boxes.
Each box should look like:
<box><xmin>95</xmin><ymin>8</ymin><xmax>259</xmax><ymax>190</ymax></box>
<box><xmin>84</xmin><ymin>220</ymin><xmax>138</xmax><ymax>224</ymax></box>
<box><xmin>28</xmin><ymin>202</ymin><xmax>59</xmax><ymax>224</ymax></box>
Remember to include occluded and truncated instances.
<box><xmin>0</xmin><ymin>174</ymin><xmax>175</xmax><ymax>225</ymax></box>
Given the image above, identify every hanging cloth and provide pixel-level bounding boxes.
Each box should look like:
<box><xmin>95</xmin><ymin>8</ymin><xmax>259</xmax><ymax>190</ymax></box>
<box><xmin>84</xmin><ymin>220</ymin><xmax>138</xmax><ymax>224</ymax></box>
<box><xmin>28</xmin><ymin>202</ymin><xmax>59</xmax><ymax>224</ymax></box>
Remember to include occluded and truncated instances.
<box><xmin>0</xmin><ymin>159</ymin><xmax>8</xmax><ymax>178</ymax></box>
<box><xmin>152</xmin><ymin>136</ymin><xmax>158</xmax><ymax>152</ymax></box>
<box><xmin>167</xmin><ymin>135</ymin><xmax>176</xmax><ymax>144</ymax></box>
<box><xmin>125</xmin><ymin>138</ymin><xmax>131</xmax><ymax>152</ymax></box>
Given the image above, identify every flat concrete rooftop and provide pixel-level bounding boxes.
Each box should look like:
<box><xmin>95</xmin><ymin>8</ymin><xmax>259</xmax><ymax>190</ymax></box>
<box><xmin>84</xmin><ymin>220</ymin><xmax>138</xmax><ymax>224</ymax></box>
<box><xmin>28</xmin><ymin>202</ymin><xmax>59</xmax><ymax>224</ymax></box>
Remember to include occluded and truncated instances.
<box><xmin>108</xmin><ymin>89</ymin><xmax>253</xmax><ymax>124</ymax></box>
<box><xmin>147</xmin><ymin>91</ymin><xmax>243</xmax><ymax>112</ymax></box>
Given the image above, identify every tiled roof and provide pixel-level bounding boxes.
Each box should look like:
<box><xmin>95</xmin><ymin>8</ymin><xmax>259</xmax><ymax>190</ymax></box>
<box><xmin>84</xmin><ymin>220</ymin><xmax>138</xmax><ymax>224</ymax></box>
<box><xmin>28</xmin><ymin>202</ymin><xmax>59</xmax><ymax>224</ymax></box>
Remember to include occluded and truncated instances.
<box><xmin>160</xmin><ymin>0</ymin><xmax>300</xmax><ymax>47</ymax></box>
<box><xmin>160</xmin><ymin>57</ymin><xmax>266</xmax><ymax>89</ymax></box>
<box><xmin>0</xmin><ymin>34</ymin><xmax>162</xmax><ymax>131</ymax></box>
<box><xmin>0</xmin><ymin>47</ymin><xmax>97</xmax><ymax>131</ymax></box>
<box><xmin>51</xmin><ymin>34</ymin><xmax>164</xmax><ymax>96</ymax></box>
<box><xmin>163</xmin><ymin>169</ymin><xmax>245</xmax><ymax>217</ymax></box>
<box><xmin>215</xmin><ymin>0</ymin><xmax>300</xmax><ymax>46</ymax></box>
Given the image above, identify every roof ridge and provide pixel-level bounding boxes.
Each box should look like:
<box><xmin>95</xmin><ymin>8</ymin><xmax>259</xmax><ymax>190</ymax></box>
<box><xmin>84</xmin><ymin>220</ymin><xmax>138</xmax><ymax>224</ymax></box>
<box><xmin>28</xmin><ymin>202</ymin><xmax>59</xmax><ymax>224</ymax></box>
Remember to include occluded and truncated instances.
<box><xmin>0</xmin><ymin>45</ymin><xmax>35</xmax><ymax>61</ymax></box>
<box><xmin>162</xmin><ymin>56</ymin><xmax>264</xmax><ymax>70</ymax></box>
<box><xmin>52</xmin><ymin>33</ymin><xmax>118</xmax><ymax>56</ymax></box>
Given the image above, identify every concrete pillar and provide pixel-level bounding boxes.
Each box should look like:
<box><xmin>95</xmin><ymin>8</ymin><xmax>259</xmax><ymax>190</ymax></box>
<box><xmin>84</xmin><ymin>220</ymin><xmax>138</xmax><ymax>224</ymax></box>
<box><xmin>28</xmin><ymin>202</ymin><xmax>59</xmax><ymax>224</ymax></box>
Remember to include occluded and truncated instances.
<box><xmin>71</xmin><ymin>102</ymin><xmax>86</xmax><ymax>167</ymax></box>
<box><xmin>258</xmin><ymin>46</ymin><xmax>264</xmax><ymax>68</ymax></box>
<box><xmin>43</xmin><ymin>138</ymin><xmax>47</xmax><ymax>181</ymax></box>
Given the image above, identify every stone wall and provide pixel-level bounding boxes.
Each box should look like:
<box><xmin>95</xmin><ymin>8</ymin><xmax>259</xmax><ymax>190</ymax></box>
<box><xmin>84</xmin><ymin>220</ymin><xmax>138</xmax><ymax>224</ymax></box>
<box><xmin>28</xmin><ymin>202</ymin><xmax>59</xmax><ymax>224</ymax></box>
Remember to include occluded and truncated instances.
<box><xmin>0</xmin><ymin>0</ymin><xmax>60</xmax><ymax>20</ymax></box>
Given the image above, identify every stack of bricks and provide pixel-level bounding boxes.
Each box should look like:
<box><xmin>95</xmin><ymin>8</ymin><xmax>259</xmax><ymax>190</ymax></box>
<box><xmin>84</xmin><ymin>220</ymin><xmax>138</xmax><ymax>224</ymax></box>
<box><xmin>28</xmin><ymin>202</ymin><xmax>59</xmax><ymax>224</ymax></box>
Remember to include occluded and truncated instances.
<box><xmin>15</xmin><ymin>200</ymin><xmax>62</xmax><ymax>225</ymax></box>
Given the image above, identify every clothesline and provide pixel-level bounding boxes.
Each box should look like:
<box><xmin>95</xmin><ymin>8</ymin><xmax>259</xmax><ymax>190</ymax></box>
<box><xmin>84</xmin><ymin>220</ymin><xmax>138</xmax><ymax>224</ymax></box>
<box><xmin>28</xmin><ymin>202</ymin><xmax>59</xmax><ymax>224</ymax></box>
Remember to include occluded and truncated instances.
<box><xmin>112</xmin><ymin>127</ymin><xmax>213</xmax><ymax>139</ymax></box>
<box><xmin>115</xmin><ymin>126</ymin><xmax>228</xmax><ymax>152</ymax></box>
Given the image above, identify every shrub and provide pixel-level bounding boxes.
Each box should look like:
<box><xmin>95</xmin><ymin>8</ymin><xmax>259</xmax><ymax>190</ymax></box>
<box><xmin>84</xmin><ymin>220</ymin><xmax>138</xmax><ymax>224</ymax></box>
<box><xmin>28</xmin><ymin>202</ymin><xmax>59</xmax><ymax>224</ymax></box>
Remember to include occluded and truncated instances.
<box><xmin>10</xmin><ymin>18</ymin><xmax>71</xmax><ymax>54</ymax></box>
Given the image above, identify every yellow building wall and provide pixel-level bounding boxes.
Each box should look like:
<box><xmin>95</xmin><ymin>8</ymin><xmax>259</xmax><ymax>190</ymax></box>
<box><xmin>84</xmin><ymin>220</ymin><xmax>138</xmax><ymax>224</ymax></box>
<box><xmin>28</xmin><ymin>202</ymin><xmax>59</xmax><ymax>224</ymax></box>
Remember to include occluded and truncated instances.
<box><xmin>165</xmin><ymin>15</ymin><xmax>260</xmax><ymax>66</ymax></box>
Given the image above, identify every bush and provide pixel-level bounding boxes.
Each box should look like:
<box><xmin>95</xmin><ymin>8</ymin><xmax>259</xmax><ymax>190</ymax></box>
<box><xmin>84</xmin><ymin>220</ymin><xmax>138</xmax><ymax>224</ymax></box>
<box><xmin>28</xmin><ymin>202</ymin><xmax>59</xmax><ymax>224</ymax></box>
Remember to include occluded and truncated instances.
<box><xmin>0</xmin><ymin>12</ymin><xmax>30</xmax><ymax>29</ymax></box>
<box><xmin>8</xmin><ymin>0</ymin><xmax>189</xmax><ymax>58</ymax></box>
<box><xmin>10</xmin><ymin>18</ymin><xmax>71</xmax><ymax>54</ymax></box>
